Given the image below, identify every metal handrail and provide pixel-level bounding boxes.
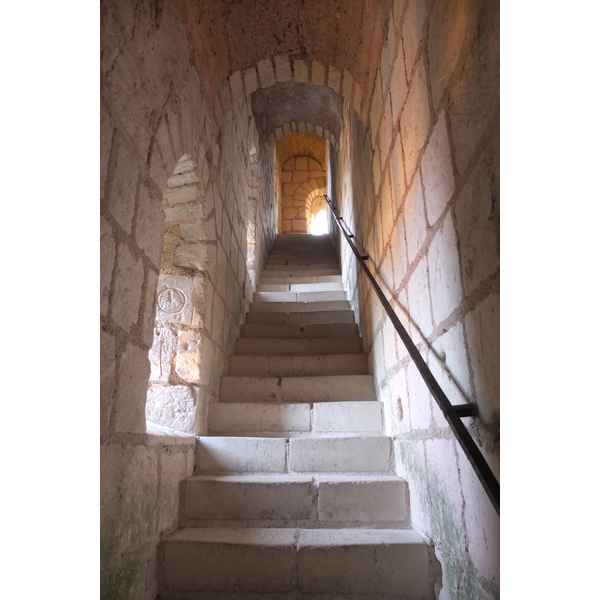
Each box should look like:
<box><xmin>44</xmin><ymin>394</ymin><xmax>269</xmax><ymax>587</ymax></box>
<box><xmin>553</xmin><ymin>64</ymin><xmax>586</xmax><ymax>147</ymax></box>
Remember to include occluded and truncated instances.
<box><xmin>326</xmin><ymin>195</ymin><xmax>500</xmax><ymax>515</ymax></box>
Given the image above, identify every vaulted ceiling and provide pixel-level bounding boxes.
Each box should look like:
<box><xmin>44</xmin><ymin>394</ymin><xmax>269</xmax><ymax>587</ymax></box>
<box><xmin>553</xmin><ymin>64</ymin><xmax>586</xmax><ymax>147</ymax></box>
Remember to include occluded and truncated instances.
<box><xmin>176</xmin><ymin>0</ymin><xmax>391</xmax><ymax>106</ymax></box>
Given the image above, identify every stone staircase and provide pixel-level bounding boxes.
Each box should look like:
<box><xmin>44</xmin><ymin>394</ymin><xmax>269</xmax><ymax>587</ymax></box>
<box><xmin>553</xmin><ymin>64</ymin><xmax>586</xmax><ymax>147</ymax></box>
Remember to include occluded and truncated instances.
<box><xmin>159</xmin><ymin>234</ymin><xmax>441</xmax><ymax>599</ymax></box>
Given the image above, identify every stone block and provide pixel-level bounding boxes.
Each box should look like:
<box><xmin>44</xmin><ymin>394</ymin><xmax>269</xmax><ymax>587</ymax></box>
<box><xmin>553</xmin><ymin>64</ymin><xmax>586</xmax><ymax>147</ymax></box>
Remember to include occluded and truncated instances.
<box><xmin>448</xmin><ymin>3</ymin><xmax>499</xmax><ymax>175</ymax></box>
<box><xmin>388</xmin><ymin>367</ymin><xmax>409</xmax><ymax>435</ymax></box>
<box><xmin>406</xmin><ymin>353</ymin><xmax>432</xmax><ymax>431</ymax></box>
<box><xmin>352</xmin><ymin>82</ymin><xmax>363</xmax><ymax>116</ymax></box>
<box><xmin>274</xmin><ymin>54</ymin><xmax>292</xmax><ymax>82</ymax></box>
<box><xmin>106</xmin><ymin>133</ymin><xmax>139</xmax><ymax>235</ymax></box>
<box><xmin>457</xmin><ymin>449</ymin><xmax>500</xmax><ymax>584</ymax></box>
<box><xmin>379</xmin><ymin>94</ymin><xmax>394</xmax><ymax>164</ymax></box>
<box><xmin>100</xmin><ymin>216</ymin><xmax>116</xmax><ymax>317</ymax></box>
<box><xmin>293</xmin><ymin>59</ymin><xmax>308</xmax><ymax>82</ymax></box>
<box><xmin>173</xmin><ymin>242</ymin><xmax>209</xmax><ymax>271</ymax></box>
<box><xmin>146</xmin><ymin>385</ymin><xmax>198</xmax><ymax>433</ymax></box>
<box><xmin>390</xmin><ymin>215</ymin><xmax>407</xmax><ymax>288</ymax></box>
<box><xmin>184</xmin><ymin>475</ymin><xmax>314</xmax><ymax>520</ymax></box>
<box><xmin>100</xmin><ymin>101</ymin><xmax>114</xmax><ymax>202</ymax></box>
<box><xmin>406</xmin><ymin>256</ymin><xmax>433</xmax><ymax>338</ymax></box>
<box><xmin>135</xmin><ymin>181</ymin><xmax>164</xmax><ymax>269</ymax></box>
<box><xmin>114</xmin><ymin>342</ymin><xmax>150</xmax><ymax>434</ymax></box>
<box><xmin>148</xmin><ymin>327</ymin><xmax>175</xmax><ymax>383</ymax></box>
<box><xmin>390</xmin><ymin>40</ymin><xmax>407</xmax><ymax>124</ymax></box>
<box><xmin>196</xmin><ymin>437</ymin><xmax>287</xmax><ymax>473</ymax></box>
<box><xmin>327</xmin><ymin>65</ymin><xmax>340</xmax><ymax>93</ymax></box>
<box><xmin>175</xmin><ymin>330</ymin><xmax>202</xmax><ymax>383</ymax></box>
<box><xmin>158</xmin><ymin>451</ymin><xmax>187</xmax><ymax>532</ymax></box>
<box><xmin>118</xmin><ymin>445</ymin><xmax>158</xmax><ymax>555</ymax></box>
<box><xmin>342</xmin><ymin>69</ymin><xmax>353</xmax><ymax>100</ymax></box>
<box><xmin>100</xmin><ymin>443</ymin><xmax>122</xmax><ymax>563</ymax></box>
<box><xmin>369</xmin><ymin>71</ymin><xmax>383</xmax><ymax>143</ymax></box>
<box><xmin>402</xmin><ymin>0</ymin><xmax>430</xmax><ymax>77</ymax></box>
<box><xmin>465</xmin><ymin>293</ymin><xmax>499</xmax><ymax>423</ymax></box>
<box><xmin>455</xmin><ymin>124</ymin><xmax>500</xmax><ymax>295</ymax></box>
<box><xmin>297</xmin><ymin>529</ymin><xmax>434</xmax><ymax>595</ymax></box>
<box><xmin>289</xmin><ymin>437</ymin><xmax>393</xmax><ymax>473</ymax></box>
<box><xmin>100</xmin><ymin>330</ymin><xmax>116</xmax><ymax>433</ymax></box>
<box><xmin>401</xmin><ymin>56</ymin><xmax>431</xmax><ymax>182</ymax></box>
<box><xmin>424</xmin><ymin>437</ymin><xmax>466</xmax><ymax>553</ymax></box>
<box><xmin>318</xmin><ymin>476</ymin><xmax>409</xmax><ymax>523</ymax></box>
<box><xmin>314</xmin><ymin>401</ymin><xmax>383</xmax><ymax>433</ymax></box>
<box><xmin>311</xmin><ymin>60</ymin><xmax>326</xmax><ymax>85</ymax></box>
<box><xmin>427</xmin><ymin>213</ymin><xmax>462</xmax><ymax>325</ymax></box>
<box><xmin>155</xmin><ymin>115</ymin><xmax>175</xmax><ymax>174</ymax></box>
<box><xmin>163</xmin><ymin>528</ymin><xmax>296</xmax><ymax>592</ymax></box>
<box><xmin>154</xmin><ymin>274</ymin><xmax>205</xmax><ymax>326</ymax></box>
<box><xmin>209</xmin><ymin>403</ymin><xmax>311</xmax><ymax>434</ymax></box>
<box><xmin>243</xmin><ymin>67</ymin><xmax>258</xmax><ymax>95</ymax></box>
<box><xmin>257</xmin><ymin>58</ymin><xmax>275</xmax><ymax>87</ymax></box>
<box><xmin>403</xmin><ymin>175</ymin><xmax>427</xmax><ymax>265</ymax></box>
<box><xmin>142</xmin><ymin>268</ymin><xmax>159</xmax><ymax>347</ymax></box>
<box><xmin>111</xmin><ymin>240</ymin><xmax>145</xmax><ymax>333</ymax></box>
<box><xmin>422</xmin><ymin>112</ymin><xmax>455</xmax><ymax>226</ymax></box>
<box><xmin>229</xmin><ymin>70</ymin><xmax>243</xmax><ymax>104</ymax></box>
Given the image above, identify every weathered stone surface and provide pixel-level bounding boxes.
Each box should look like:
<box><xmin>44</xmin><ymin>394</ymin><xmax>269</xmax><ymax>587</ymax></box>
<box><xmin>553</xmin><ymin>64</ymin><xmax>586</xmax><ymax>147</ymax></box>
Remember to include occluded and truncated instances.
<box><xmin>165</xmin><ymin>183</ymin><xmax>198</xmax><ymax>206</ymax></box>
<box><xmin>427</xmin><ymin>213</ymin><xmax>461</xmax><ymax>325</ymax></box>
<box><xmin>173</xmin><ymin>242</ymin><xmax>209</xmax><ymax>271</ymax></box>
<box><xmin>448</xmin><ymin>2</ymin><xmax>499</xmax><ymax>175</ymax></box>
<box><xmin>111</xmin><ymin>241</ymin><xmax>145</xmax><ymax>333</ymax></box>
<box><xmin>146</xmin><ymin>385</ymin><xmax>198</xmax><ymax>434</ymax></box>
<box><xmin>156</xmin><ymin>274</ymin><xmax>205</xmax><ymax>326</ymax></box>
<box><xmin>465</xmin><ymin>293</ymin><xmax>499</xmax><ymax>423</ymax></box>
<box><xmin>425</xmin><ymin>437</ymin><xmax>466</xmax><ymax>555</ymax></box>
<box><xmin>118</xmin><ymin>445</ymin><xmax>158</xmax><ymax>555</ymax></box>
<box><xmin>402</xmin><ymin>0</ymin><xmax>431</xmax><ymax>77</ymax></box>
<box><xmin>406</xmin><ymin>256</ymin><xmax>433</xmax><ymax>338</ymax></box>
<box><xmin>257</xmin><ymin>58</ymin><xmax>275</xmax><ymax>87</ymax></box>
<box><xmin>100</xmin><ymin>443</ymin><xmax>122</xmax><ymax>562</ymax></box>
<box><xmin>149</xmin><ymin>327</ymin><xmax>176</xmax><ymax>383</ymax></box>
<box><xmin>100</xmin><ymin>216</ymin><xmax>116</xmax><ymax>317</ymax></box>
<box><xmin>142</xmin><ymin>269</ymin><xmax>159</xmax><ymax>347</ymax></box>
<box><xmin>106</xmin><ymin>132</ymin><xmax>140</xmax><ymax>235</ymax></box>
<box><xmin>455</xmin><ymin>124</ymin><xmax>499</xmax><ymax>296</ymax></box>
<box><xmin>136</xmin><ymin>181</ymin><xmax>165</xmax><ymax>269</ymax></box>
<box><xmin>311</xmin><ymin>61</ymin><xmax>325</xmax><ymax>85</ymax></box>
<box><xmin>274</xmin><ymin>54</ymin><xmax>292</xmax><ymax>82</ymax></box>
<box><xmin>175</xmin><ymin>330</ymin><xmax>202</xmax><ymax>383</ymax></box>
<box><xmin>243</xmin><ymin>66</ymin><xmax>258</xmax><ymax>95</ymax></box>
<box><xmin>403</xmin><ymin>174</ymin><xmax>427</xmax><ymax>265</ymax></box>
<box><xmin>101</xmin><ymin>329</ymin><xmax>116</xmax><ymax>433</ymax></box>
<box><xmin>421</xmin><ymin>112</ymin><xmax>455</xmax><ymax>226</ymax></box>
<box><xmin>401</xmin><ymin>56</ymin><xmax>430</xmax><ymax>182</ymax></box>
<box><xmin>158</xmin><ymin>451</ymin><xmax>187</xmax><ymax>532</ymax></box>
<box><xmin>390</xmin><ymin>39</ymin><xmax>407</xmax><ymax>124</ymax></box>
<box><xmin>100</xmin><ymin>101</ymin><xmax>114</xmax><ymax>201</ymax></box>
<box><xmin>115</xmin><ymin>342</ymin><xmax>150</xmax><ymax>434</ymax></box>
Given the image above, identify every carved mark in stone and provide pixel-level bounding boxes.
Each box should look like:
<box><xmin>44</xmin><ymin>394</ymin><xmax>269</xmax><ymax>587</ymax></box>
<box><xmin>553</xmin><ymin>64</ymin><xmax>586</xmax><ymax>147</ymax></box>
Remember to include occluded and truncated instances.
<box><xmin>158</xmin><ymin>287</ymin><xmax>186</xmax><ymax>314</ymax></box>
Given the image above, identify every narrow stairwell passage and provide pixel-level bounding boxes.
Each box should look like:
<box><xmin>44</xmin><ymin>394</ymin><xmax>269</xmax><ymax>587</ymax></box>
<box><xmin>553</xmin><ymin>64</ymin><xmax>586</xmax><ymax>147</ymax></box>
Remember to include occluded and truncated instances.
<box><xmin>159</xmin><ymin>234</ymin><xmax>441</xmax><ymax>599</ymax></box>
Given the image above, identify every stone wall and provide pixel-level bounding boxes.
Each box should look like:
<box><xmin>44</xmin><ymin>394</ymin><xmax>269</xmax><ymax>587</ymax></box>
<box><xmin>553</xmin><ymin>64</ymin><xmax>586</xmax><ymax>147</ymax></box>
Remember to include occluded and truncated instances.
<box><xmin>100</xmin><ymin>1</ymin><xmax>276</xmax><ymax>597</ymax></box>
<box><xmin>332</xmin><ymin>1</ymin><xmax>500</xmax><ymax>598</ymax></box>
<box><xmin>280</xmin><ymin>156</ymin><xmax>327</xmax><ymax>233</ymax></box>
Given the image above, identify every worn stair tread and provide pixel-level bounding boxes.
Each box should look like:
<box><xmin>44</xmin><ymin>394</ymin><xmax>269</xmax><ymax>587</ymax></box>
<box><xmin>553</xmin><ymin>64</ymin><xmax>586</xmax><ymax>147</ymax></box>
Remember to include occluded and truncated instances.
<box><xmin>219</xmin><ymin>374</ymin><xmax>376</xmax><ymax>403</ymax></box>
<box><xmin>244</xmin><ymin>309</ymin><xmax>356</xmax><ymax>325</ymax></box>
<box><xmin>240</xmin><ymin>322</ymin><xmax>359</xmax><ymax>339</ymax></box>
<box><xmin>227</xmin><ymin>353</ymin><xmax>369</xmax><ymax>376</ymax></box>
<box><xmin>250</xmin><ymin>300</ymin><xmax>351</xmax><ymax>313</ymax></box>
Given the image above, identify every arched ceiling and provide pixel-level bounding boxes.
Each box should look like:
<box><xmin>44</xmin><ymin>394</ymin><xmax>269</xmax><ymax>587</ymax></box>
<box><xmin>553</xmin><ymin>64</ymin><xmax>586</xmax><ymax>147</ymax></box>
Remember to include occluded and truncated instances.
<box><xmin>276</xmin><ymin>132</ymin><xmax>326</xmax><ymax>168</ymax></box>
<box><xmin>176</xmin><ymin>0</ymin><xmax>390</xmax><ymax>104</ymax></box>
<box><xmin>251</xmin><ymin>81</ymin><xmax>343</xmax><ymax>145</ymax></box>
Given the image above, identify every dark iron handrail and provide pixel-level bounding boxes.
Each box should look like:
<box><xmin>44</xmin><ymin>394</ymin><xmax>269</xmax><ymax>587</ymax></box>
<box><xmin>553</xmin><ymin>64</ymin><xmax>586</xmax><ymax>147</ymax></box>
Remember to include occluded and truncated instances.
<box><xmin>326</xmin><ymin>195</ymin><xmax>500</xmax><ymax>515</ymax></box>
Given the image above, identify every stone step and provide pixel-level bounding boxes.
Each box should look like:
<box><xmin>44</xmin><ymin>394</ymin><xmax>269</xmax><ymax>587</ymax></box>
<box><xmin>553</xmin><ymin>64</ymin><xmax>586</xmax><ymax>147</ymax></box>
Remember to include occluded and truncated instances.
<box><xmin>240</xmin><ymin>322</ymin><xmax>358</xmax><ymax>339</ymax></box>
<box><xmin>257</xmin><ymin>281</ymin><xmax>343</xmax><ymax>293</ymax></box>
<box><xmin>253</xmin><ymin>290</ymin><xmax>347</xmax><ymax>303</ymax></box>
<box><xmin>181</xmin><ymin>475</ymin><xmax>409</xmax><ymax>526</ymax></box>
<box><xmin>196</xmin><ymin>436</ymin><xmax>394</xmax><ymax>474</ymax></box>
<box><xmin>244</xmin><ymin>309</ymin><xmax>355</xmax><ymax>326</ymax></box>
<box><xmin>249</xmin><ymin>300</ymin><xmax>351</xmax><ymax>313</ymax></box>
<box><xmin>267</xmin><ymin>254</ymin><xmax>337</xmax><ymax>262</ymax></box>
<box><xmin>161</xmin><ymin>527</ymin><xmax>438</xmax><ymax>596</ymax></box>
<box><xmin>260</xmin><ymin>274</ymin><xmax>341</xmax><ymax>285</ymax></box>
<box><xmin>219</xmin><ymin>375</ymin><xmax>376</xmax><ymax>403</ymax></box>
<box><xmin>261</xmin><ymin>267</ymin><xmax>341</xmax><ymax>278</ymax></box>
<box><xmin>208</xmin><ymin>401</ymin><xmax>384</xmax><ymax>435</ymax></box>
<box><xmin>235</xmin><ymin>337</ymin><xmax>362</xmax><ymax>356</ymax></box>
<box><xmin>227</xmin><ymin>353</ymin><xmax>369</xmax><ymax>376</ymax></box>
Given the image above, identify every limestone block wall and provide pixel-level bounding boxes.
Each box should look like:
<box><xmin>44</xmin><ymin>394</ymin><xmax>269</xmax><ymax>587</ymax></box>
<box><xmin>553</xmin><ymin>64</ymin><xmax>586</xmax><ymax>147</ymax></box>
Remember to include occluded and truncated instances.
<box><xmin>100</xmin><ymin>1</ymin><xmax>277</xmax><ymax>598</ymax></box>
<box><xmin>280</xmin><ymin>156</ymin><xmax>327</xmax><ymax>233</ymax></box>
<box><xmin>332</xmin><ymin>2</ymin><xmax>500</xmax><ymax>599</ymax></box>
